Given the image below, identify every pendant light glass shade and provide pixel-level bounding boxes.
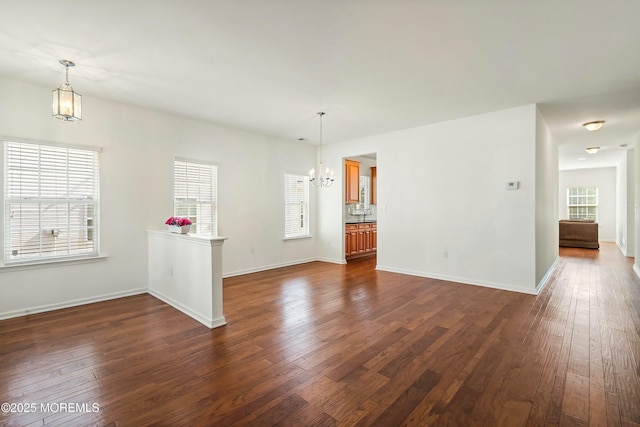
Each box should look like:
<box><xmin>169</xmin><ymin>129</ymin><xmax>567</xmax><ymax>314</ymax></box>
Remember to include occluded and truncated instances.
<box><xmin>53</xmin><ymin>60</ymin><xmax>82</xmax><ymax>122</ymax></box>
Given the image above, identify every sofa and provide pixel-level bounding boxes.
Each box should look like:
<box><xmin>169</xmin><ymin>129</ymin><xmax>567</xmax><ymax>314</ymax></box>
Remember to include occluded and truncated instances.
<box><xmin>559</xmin><ymin>219</ymin><xmax>599</xmax><ymax>249</ymax></box>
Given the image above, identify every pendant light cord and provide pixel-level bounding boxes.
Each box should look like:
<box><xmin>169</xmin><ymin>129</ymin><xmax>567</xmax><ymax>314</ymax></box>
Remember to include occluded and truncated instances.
<box><xmin>318</xmin><ymin>112</ymin><xmax>325</xmax><ymax>165</ymax></box>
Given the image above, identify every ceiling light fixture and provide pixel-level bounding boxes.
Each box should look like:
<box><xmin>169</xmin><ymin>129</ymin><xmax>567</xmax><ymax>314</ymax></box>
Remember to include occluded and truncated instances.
<box><xmin>52</xmin><ymin>59</ymin><xmax>82</xmax><ymax>122</ymax></box>
<box><xmin>585</xmin><ymin>147</ymin><xmax>600</xmax><ymax>154</ymax></box>
<box><xmin>309</xmin><ymin>112</ymin><xmax>334</xmax><ymax>187</ymax></box>
<box><xmin>582</xmin><ymin>120</ymin><xmax>604</xmax><ymax>131</ymax></box>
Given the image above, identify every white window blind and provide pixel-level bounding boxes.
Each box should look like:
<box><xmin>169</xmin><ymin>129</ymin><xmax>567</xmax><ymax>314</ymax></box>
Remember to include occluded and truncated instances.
<box><xmin>567</xmin><ymin>187</ymin><xmax>598</xmax><ymax>220</ymax></box>
<box><xmin>284</xmin><ymin>173</ymin><xmax>310</xmax><ymax>238</ymax></box>
<box><xmin>174</xmin><ymin>159</ymin><xmax>217</xmax><ymax>235</ymax></box>
<box><xmin>4</xmin><ymin>140</ymin><xmax>100</xmax><ymax>263</ymax></box>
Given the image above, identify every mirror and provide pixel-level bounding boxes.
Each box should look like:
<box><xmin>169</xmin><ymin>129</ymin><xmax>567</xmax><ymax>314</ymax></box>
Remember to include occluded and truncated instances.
<box><xmin>359</xmin><ymin>176</ymin><xmax>370</xmax><ymax>208</ymax></box>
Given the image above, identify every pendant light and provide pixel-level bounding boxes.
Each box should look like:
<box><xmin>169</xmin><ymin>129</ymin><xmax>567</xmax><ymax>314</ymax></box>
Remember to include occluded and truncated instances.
<box><xmin>52</xmin><ymin>59</ymin><xmax>82</xmax><ymax>122</ymax></box>
<box><xmin>309</xmin><ymin>112</ymin><xmax>334</xmax><ymax>187</ymax></box>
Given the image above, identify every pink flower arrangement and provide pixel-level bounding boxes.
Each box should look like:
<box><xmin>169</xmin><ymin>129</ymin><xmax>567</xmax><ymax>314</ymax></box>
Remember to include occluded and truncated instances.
<box><xmin>165</xmin><ymin>216</ymin><xmax>192</xmax><ymax>226</ymax></box>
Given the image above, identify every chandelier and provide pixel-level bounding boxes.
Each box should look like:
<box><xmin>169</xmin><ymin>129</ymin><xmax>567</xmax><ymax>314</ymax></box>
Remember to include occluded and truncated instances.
<box><xmin>309</xmin><ymin>112</ymin><xmax>334</xmax><ymax>187</ymax></box>
<box><xmin>52</xmin><ymin>59</ymin><xmax>82</xmax><ymax>122</ymax></box>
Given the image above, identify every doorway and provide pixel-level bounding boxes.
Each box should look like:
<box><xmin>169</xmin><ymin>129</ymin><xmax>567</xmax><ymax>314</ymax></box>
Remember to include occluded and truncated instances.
<box><xmin>344</xmin><ymin>153</ymin><xmax>377</xmax><ymax>264</ymax></box>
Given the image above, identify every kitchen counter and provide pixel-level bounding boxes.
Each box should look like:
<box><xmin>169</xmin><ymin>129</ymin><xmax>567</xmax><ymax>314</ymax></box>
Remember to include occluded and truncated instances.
<box><xmin>345</xmin><ymin>220</ymin><xmax>377</xmax><ymax>224</ymax></box>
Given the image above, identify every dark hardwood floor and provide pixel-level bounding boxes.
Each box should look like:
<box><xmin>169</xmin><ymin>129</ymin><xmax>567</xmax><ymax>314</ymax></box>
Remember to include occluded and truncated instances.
<box><xmin>1</xmin><ymin>243</ymin><xmax>639</xmax><ymax>426</ymax></box>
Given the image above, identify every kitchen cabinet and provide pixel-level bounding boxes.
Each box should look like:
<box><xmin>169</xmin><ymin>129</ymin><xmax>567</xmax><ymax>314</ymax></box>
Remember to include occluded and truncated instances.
<box><xmin>370</xmin><ymin>166</ymin><xmax>377</xmax><ymax>205</ymax></box>
<box><xmin>345</xmin><ymin>224</ymin><xmax>359</xmax><ymax>257</ymax></box>
<box><xmin>345</xmin><ymin>222</ymin><xmax>376</xmax><ymax>260</ymax></box>
<box><xmin>345</xmin><ymin>160</ymin><xmax>360</xmax><ymax>203</ymax></box>
<box><xmin>372</xmin><ymin>223</ymin><xmax>377</xmax><ymax>251</ymax></box>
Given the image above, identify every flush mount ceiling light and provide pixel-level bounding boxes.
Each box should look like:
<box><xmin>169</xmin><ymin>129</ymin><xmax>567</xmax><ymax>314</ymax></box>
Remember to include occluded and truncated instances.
<box><xmin>582</xmin><ymin>120</ymin><xmax>605</xmax><ymax>132</ymax></box>
<box><xmin>309</xmin><ymin>112</ymin><xmax>334</xmax><ymax>187</ymax></box>
<box><xmin>585</xmin><ymin>147</ymin><xmax>600</xmax><ymax>154</ymax></box>
<box><xmin>52</xmin><ymin>59</ymin><xmax>82</xmax><ymax>122</ymax></box>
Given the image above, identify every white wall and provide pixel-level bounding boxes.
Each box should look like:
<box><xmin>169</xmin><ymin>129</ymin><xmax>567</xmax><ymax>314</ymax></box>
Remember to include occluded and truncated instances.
<box><xmin>559</xmin><ymin>167</ymin><xmax>617</xmax><ymax>242</ymax></box>
<box><xmin>635</xmin><ymin>141</ymin><xmax>640</xmax><ymax>278</ymax></box>
<box><xmin>616</xmin><ymin>152</ymin><xmax>628</xmax><ymax>253</ymax></box>
<box><xmin>627</xmin><ymin>149</ymin><xmax>635</xmax><ymax>257</ymax></box>
<box><xmin>535</xmin><ymin>107</ymin><xmax>558</xmax><ymax>288</ymax></box>
<box><xmin>616</xmin><ymin>150</ymin><xmax>635</xmax><ymax>256</ymax></box>
<box><xmin>318</xmin><ymin>104</ymin><xmax>547</xmax><ymax>294</ymax></box>
<box><xmin>0</xmin><ymin>76</ymin><xmax>317</xmax><ymax>319</ymax></box>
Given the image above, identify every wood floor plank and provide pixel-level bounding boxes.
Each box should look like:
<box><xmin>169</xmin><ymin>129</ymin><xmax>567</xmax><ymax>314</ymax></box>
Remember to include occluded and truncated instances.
<box><xmin>0</xmin><ymin>243</ymin><xmax>638</xmax><ymax>426</ymax></box>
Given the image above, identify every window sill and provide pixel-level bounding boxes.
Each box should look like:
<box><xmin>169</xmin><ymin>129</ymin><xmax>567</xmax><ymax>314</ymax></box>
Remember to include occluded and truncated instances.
<box><xmin>0</xmin><ymin>255</ymin><xmax>108</xmax><ymax>272</ymax></box>
<box><xmin>283</xmin><ymin>235</ymin><xmax>312</xmax><ymax>241</ymax></box>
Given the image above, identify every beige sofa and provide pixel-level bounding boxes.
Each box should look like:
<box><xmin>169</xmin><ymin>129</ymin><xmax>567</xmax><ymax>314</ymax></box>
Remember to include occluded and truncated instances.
<box><xmin>559</xmin><ymin>219</ymin><xmax>599</xmax><ymax>249</ymax></box>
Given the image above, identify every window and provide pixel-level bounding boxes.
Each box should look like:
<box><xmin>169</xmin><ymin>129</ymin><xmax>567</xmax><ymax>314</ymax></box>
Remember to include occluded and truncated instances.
<box><xmin>4</xmin><ymin>140</ymin><xmax>100</xmax><ymax>263</ymax></box>
<box><xmin>173</xmin><ymin>159</ymin><xmax>217</xmax><ymax>235</ymax></box>
<box><xmin>567</xmin><ymin>187</ymin><xmax>598</xmax><ymax>220</ymax></box>
<box><xmin>284</xmin><ymin>173</ymin><xmax>310</xmax><ymax>238</ymax></box>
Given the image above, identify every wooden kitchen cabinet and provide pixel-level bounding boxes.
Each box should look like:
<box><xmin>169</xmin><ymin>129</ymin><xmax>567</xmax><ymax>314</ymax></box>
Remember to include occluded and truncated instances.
<box><xmin>370</xmin><ymin>166</ymin><xmax>377</xmax><ymax>205</ymax></box>
<box><xmin>345</xmin><ymin>160</ymin><xmax>360</xmax><ymax>203</ymax></box>
<box><xmin>345</xmin><ymin>224</ymin><xmax>359</xmax><ymax>257</ymax></box>
<box><xmin>371</xmin><ymin>223</ymin><xmax>377</xmax><ymax>251</ymax></box>
<box><xmin>345</xmin><ymin>222</ymin><xmax>376</xmax><ymax>260</ymax></box>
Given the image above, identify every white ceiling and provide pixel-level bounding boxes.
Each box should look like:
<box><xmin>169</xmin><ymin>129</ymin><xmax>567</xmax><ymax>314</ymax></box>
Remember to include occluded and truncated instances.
<box><xmin>1</xmin><ymin>1</ymin><xmax>639</xmax><ymax>170</ymax></box>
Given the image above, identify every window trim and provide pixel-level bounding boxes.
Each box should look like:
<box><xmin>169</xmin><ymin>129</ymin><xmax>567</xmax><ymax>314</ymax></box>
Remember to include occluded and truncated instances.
<box><xmin>2</xmin><ymin>138</ymin><xmax>101</xmax><ymax>266</ymax></box>
<box><xmin>0</xmin><ymin>254</ymin><xmax>107</xmax><ymax>272</ymax></box>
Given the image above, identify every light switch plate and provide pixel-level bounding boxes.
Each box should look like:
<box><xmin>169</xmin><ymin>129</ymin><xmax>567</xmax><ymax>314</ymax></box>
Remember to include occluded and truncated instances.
<box><xmin>506</xmin><ymin>181</ymin><xmax>519</xmax><ymax>190</ymax></box>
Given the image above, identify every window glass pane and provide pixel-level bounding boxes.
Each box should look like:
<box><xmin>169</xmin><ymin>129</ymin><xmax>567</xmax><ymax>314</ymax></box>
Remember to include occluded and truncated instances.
<box><xmin>284</xmin><ymin>174</ymin><xmax>310</xmax><ymax>238</ymax></box>
<box><xmin>4</xmin><ymin>141</ymin><xmax>100</xmax><ymax>263</ymax></box>
<box><xmin>174</xmin><ymin>160</ymin><xmax>217</xmax><ymax>235</ymax></box>
<box><xmin>566</xmin><ymin>186</ymin><xmax>598</xmax><ymax>220</ymax></box>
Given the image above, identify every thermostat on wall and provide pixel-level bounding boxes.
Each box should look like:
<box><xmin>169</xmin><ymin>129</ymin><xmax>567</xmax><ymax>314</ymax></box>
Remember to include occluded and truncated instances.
<box><xmin>506</xmin><ymin>181</ymin><xmax>519</xmax><ymax>190</ymax></box>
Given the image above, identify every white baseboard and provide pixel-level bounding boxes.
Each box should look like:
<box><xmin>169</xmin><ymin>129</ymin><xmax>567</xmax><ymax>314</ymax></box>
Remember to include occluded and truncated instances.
<box><xmin>375</xmin><ymin>265</ymin><xmax>538</xmax><ymax>295</ymax></box>
<box><xmin>536</xmin><ymin>256</ymin><xmax>559</xmax><ymax>295</ymax></box>
<box><xmin>633</xmin><ymin>264</ymin><xmax>640</xmax><ymax>281</ymax></box>
<box><xmin>147</xmin><ymin>289</ymin><xmax>226</xmax><ymax>329</ymax></box>
<box><xmin>315</xmin><ymin>257</ymin><xmax>347</xmax><ymax>265</ymax></box>
<box><xmin>0</xmin><ymin>288</ymin><xmax>147</xmax><ymax>321</ymax></box>
<box><xmin>222</xmin><ymin>258</ymin><xmax>317</xmax><ymax>278</ymax></box>
<box><xmin>616</xmin><ymin>241</ymin><xmax>635</xmax><ymax>257</ymax></box>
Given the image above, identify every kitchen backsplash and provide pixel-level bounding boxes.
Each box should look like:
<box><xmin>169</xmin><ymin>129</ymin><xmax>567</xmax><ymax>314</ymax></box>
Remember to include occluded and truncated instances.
<box><xmin>345</xmin><ymin>203</ymin><xmax>377</xmax><ymax>222</ymax></box>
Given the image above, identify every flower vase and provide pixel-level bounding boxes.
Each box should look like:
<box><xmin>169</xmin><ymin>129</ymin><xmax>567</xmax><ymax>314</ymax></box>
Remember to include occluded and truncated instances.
<box><xmin>168</xmin><ymin>224</ymin><xmax>191</xmax><ymax>234</ymax></box>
